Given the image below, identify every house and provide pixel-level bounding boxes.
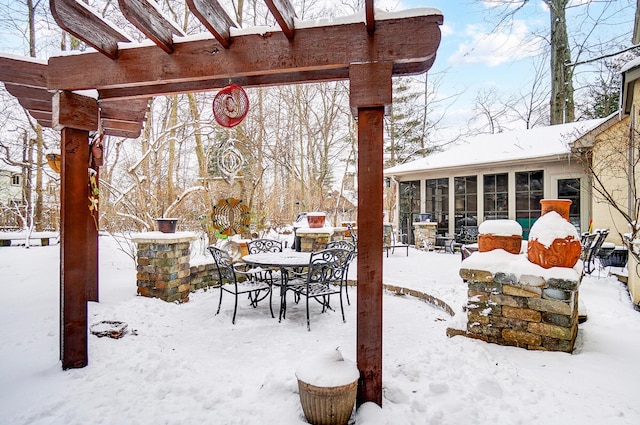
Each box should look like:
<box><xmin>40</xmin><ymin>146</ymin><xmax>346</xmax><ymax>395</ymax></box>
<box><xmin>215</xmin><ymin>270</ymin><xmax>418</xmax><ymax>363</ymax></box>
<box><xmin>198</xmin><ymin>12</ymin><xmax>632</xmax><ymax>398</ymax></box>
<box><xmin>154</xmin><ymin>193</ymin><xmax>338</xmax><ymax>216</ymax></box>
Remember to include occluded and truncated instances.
<box><xmin>383</xmin><ymin>119</ymin><xmax>605</xmax><ymax>244</ymax></box>
<box><xmin>0</xmin><ymin>163</ymin><xmax>23</xmax><ymax>205</ymax></box>
<box><xmin>571</xmin><ymin>56</ymin><xmax>640</xmax><ymax>307</ymax></box>
<box><xmin>0</xmin><ymin>163</ymin><xmax>24</xmax><ymax>229</ymax></box>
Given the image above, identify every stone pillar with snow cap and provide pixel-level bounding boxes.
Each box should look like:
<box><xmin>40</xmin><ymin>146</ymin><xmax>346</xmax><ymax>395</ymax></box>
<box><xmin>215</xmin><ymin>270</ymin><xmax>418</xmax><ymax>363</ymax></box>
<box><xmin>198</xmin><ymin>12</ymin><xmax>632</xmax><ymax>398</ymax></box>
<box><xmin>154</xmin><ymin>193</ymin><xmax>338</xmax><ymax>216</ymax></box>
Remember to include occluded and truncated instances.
<box><xmin>450</xmin><ymin>210</ymin><xmax>583</xmax><ymax>353</ymax></box>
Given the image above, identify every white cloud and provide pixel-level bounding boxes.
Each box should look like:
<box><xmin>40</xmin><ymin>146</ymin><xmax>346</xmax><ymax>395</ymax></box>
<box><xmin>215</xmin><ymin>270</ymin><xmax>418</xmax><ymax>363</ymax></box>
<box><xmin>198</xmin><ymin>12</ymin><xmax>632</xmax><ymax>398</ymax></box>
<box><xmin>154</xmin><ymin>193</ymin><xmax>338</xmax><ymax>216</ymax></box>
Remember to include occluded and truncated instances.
<box><xmin>448</xmin><ymin>19</ymin><xmax>544</xmax><ymax>67</ymax></box>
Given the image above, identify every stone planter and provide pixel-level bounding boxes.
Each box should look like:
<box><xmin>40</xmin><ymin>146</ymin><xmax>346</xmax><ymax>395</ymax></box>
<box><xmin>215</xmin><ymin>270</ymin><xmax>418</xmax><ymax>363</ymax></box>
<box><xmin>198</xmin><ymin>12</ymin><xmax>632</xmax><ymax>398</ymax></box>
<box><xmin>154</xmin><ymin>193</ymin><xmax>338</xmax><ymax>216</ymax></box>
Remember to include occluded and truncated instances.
<box><xmin>156</xmin><ymin>218</ymin><xmax>178</xmax><ymax>233</ymax></box>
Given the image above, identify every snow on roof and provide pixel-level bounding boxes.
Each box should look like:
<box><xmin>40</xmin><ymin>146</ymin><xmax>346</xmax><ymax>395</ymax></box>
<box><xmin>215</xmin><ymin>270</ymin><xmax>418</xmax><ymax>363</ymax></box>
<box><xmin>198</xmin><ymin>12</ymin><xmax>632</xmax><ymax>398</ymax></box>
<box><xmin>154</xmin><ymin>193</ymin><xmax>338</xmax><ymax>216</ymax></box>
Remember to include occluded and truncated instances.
<box><xmin>0</xmin><ymin>52</ymin><xmax>47</xmax><ymax>65</ymax></box>
<box><xmin>384</xmin><ymin>119</ymin><xmax>605</xmax><ymax>175</ymax></box>
<box><xmin>621</xmin><ymin>56</ymin><xmax>640</xmax><ymax>73</ymax></box>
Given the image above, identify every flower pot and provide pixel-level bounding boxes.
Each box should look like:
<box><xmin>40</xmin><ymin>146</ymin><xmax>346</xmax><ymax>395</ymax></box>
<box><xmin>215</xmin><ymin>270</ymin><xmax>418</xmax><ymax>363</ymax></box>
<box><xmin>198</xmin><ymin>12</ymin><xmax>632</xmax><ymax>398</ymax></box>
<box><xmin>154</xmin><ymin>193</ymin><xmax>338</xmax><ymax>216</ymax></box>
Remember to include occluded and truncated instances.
<box><xmin>156</xmin><ymin>218</ymin><xmax>178</xmax><ymax>233</ymax></box>
<box><xmin>478</xmin><ymin>234</ymin><xmax>523</xmax><ymax>254</ymax></box>
<box><xmin>540</xmin><ymin>199</ymin><xmax>572</xmax><ymax>221</ymax></box>
<box><xmin>527</xmin><ymin>201</ymin><xmax>580</xmax><ymax>269</ymax></box>
<box><xmin>307</xmin><ymin>212</ymin><xmax>326</xmax><ymax>228</ymax></box>
<box><xmin>295</xmin><ymin>349</ymin><xmax>359</xmax><ymax>425</ymax></box>
<box><xmin>297</xmin><ymin>379</ymin><xmax>358</xmax><ymax>425</ymax></box>
<box><xmin>477</xmin><ymin>219</ymin><xmax>523</xmax><ymax>254</ymax></box>
<box><xmin>527</xmin><ymin>237</ymin><xmax>582</xmax><ymax>268</ymax></box>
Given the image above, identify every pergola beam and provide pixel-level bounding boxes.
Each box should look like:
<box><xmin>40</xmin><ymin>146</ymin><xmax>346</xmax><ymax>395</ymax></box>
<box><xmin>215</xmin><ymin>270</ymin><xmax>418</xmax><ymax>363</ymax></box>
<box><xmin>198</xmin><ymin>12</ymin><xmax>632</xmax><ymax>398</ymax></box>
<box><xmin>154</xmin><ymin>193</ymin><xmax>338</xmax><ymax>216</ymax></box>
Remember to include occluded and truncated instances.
<box><xmin>118</xmin><ymin>0</ymin><xmax>185</xmax><ymax>54</ymax></box>
<box><xmin>365</xmin><ymin>0</ymin><xmax>375</xmax><ymax>34</ymax></box>
<box><xmin>48</xmin><ymin>14</ymin><xmax>442</xmax><ymax>97</ymax></box>
<box><xmin>264</xmin><ymin>0</ymin><xmax>297</xmax><ymax>40</ymax></box>
<box><xmin>50</xmin><ymin>0</ymin><xmax>131</xmax><ymax>60</ymax></box>
<box><xmin>0</xmin><ymin>55</ymin><xmax>47</xmax><ymax>87</ymax></box>
<box><xmin>186</xmin><ymin>0</ymin><xmax>236</xmax><ymax>48</ymax></box>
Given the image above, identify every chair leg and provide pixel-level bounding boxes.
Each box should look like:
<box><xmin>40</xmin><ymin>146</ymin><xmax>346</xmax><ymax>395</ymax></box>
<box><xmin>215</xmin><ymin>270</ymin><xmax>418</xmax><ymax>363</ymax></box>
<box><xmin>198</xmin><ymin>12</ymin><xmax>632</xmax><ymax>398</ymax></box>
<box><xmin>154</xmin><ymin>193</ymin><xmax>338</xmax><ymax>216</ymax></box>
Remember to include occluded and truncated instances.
<box><xmin>216</xmin><ymin>286</ymin><xmax>224</xmax><ymax>315</ymax></box>
<box><xmin>268</xmin><ymin>288</ymin><xmax>274</xmax><ymax>319</ymax></box>
<box><xmin>306</xmin><ymin>293</ymin><xmax>311</xmax><ymax>331</ymax></box>
<box><xmin>232</xmin><ymin>292</ymin><xmax>239</xmax><ymax>324</ymax></box>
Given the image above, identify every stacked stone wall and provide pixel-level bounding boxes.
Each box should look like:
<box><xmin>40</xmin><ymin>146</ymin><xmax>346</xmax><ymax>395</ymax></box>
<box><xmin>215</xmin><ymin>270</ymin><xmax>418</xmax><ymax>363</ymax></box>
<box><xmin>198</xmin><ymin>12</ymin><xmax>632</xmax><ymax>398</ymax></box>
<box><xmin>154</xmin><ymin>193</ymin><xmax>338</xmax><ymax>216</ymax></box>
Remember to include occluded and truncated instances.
<box><xmin>189</xmin><ymin>262</ymin><xmax>219</xmax><ymax>291</ymax></box>
<box><xmin>454</xmin><ymin>268</ymin><xmax>580</xmax><ymax>353</ymax></box>
<box><xmin>297</xmin><ymin>228</ymin><xmax>347</xmax><ymax>252</ymax></box>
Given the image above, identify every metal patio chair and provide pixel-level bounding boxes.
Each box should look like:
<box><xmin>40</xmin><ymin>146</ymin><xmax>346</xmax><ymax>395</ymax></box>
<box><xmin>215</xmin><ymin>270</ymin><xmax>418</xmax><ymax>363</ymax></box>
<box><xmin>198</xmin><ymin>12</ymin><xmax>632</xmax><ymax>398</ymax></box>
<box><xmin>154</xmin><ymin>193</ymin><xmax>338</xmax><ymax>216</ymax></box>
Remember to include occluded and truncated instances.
<box><xmin>208</xmin><ymin>246</ymin><xmax>273</xmax><ymax>324</ymax></box>
<box><xmin>286</xmin><ymin>248</ymin><xmax>352</xmax><ymax>331</ymax></box>
<box><xmin>326</xmin><ymin>240</ymin><xmax>356</xmax><ymax>305</ymax></box>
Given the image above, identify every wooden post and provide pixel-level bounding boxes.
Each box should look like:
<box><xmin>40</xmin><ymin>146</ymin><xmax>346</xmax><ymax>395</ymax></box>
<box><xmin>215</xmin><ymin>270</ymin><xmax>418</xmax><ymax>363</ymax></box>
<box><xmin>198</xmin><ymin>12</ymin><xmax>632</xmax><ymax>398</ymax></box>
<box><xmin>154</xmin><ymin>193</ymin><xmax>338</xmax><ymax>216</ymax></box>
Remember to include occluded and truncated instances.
<box><xmin>87</xmin><ymin>166</ymin><xmax>99</xmax><ymax>302</ymax></box>
<box><xmin>54</xmin><ymin>91</ymin><xmax>98</xmax><ymax>369</ymax></box>
<box><xmin>349</xmin><ymin>62</ymin><xmax>392</xmax><ymax>407</ymax></box>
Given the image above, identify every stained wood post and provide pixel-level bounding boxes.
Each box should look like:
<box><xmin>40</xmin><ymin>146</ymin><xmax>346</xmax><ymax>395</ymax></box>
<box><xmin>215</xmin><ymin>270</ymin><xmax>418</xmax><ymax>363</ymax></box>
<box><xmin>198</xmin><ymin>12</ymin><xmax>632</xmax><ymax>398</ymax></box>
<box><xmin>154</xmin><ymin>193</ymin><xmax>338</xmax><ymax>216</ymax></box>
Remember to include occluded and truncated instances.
<box><xmin>86</xmin><ymin>165</ymin><xmax>99</xmax><ymax>302</ymax></box>
<box><xmin>349</xmin><ymin>62</ymin><xmax>392</xmax><ymax>407</ymax></box>
<box><xmin>54</xmin><ymin>91</ymin><xmax>98</xmax><ymax>369</ymax></box>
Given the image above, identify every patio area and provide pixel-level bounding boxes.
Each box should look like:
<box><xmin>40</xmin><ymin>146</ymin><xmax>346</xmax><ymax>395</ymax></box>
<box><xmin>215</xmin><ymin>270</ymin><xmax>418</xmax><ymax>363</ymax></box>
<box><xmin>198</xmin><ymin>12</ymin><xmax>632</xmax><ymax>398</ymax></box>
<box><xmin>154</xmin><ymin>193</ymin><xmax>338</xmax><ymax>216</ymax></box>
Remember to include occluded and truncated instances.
<box><xmin>1</xmin><ymin>234</ymin><xmax>639</xmax><ymax>424</ymax></box>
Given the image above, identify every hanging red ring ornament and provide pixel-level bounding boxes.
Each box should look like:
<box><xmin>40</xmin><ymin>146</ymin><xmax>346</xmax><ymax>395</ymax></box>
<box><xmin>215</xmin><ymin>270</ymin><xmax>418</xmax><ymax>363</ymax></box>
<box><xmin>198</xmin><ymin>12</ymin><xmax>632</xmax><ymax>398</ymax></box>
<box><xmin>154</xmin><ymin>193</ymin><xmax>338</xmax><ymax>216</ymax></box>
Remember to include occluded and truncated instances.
<box><xmin>212</xmin><ymin>84</ymin><xmax>249</xmax><ymax>128</ymax></box>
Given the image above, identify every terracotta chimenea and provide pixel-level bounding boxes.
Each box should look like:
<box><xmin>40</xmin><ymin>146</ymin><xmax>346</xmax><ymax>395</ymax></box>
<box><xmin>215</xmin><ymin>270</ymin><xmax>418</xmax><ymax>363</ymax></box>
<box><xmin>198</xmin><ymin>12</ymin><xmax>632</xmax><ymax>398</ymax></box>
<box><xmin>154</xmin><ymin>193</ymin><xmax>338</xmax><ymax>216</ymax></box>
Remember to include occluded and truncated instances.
<box><xmin>527</xmin><ymin>200</ymin><xmax>581</xmax><ymax>269</ymax></box>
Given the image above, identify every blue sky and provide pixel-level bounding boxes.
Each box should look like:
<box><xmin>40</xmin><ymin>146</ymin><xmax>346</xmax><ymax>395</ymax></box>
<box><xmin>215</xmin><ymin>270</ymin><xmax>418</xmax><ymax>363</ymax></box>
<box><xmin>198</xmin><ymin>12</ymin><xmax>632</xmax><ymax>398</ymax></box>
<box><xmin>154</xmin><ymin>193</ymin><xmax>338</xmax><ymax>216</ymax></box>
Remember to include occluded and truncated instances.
<box><xmin>391</xmin><ymin>0</ymin><xmax>636</xmax><ymax>132</ymax></box>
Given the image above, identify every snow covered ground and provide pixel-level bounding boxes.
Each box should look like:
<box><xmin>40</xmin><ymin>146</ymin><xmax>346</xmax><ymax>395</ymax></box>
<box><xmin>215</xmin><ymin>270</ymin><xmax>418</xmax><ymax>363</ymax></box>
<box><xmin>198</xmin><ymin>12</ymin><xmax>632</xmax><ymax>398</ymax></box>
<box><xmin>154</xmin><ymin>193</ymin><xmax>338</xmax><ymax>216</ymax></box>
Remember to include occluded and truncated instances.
<box><xmin>1</xmin><ymin>234</ymin><xmax>639</xmax><ymax>424</ymax></box>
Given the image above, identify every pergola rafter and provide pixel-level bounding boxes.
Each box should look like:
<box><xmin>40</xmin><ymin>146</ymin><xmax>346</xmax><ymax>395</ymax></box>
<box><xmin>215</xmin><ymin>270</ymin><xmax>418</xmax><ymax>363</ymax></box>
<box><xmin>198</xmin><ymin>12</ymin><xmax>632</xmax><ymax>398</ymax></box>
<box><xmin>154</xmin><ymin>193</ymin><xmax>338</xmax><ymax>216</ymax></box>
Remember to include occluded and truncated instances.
<box><xmin>0</xmin><ymin>0</ymin><xmax>443</xmax><ymax>408</ymax></box>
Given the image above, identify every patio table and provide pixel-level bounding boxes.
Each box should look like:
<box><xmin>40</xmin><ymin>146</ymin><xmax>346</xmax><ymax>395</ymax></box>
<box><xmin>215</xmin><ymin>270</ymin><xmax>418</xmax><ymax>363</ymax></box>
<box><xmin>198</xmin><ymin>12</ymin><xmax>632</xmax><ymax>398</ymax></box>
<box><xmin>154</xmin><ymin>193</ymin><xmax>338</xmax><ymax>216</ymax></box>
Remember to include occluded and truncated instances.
<box><xmin>242</xmin><ymin>251</ymin><xmax>311</xmax><ymax>320</ymax></box>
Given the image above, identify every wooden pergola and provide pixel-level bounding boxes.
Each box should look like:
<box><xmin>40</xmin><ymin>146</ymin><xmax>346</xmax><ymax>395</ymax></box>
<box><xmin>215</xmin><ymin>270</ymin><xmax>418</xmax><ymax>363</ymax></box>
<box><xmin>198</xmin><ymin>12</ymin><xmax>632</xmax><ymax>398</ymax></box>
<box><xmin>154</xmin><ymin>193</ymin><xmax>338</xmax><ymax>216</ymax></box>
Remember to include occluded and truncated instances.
<box><xmin>0</xmin><ymin>0</ymin><xmax>442</xmax><ymax>406</ymax></box>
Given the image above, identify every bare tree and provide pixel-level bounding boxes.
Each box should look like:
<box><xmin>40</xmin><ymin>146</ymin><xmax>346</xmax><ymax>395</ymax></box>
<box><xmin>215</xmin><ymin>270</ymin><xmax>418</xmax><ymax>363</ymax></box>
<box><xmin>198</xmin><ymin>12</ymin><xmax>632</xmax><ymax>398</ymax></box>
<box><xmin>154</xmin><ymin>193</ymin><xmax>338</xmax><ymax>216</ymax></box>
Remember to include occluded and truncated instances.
<box><xmin>576</xmin><ymin>120</ymin><xmax>640</xmax><ymax>246</ymax></box>
<box><xmin>478</xmin><ymin>0</ymin><xmax>635</xmax><ymax>124</ymax></box>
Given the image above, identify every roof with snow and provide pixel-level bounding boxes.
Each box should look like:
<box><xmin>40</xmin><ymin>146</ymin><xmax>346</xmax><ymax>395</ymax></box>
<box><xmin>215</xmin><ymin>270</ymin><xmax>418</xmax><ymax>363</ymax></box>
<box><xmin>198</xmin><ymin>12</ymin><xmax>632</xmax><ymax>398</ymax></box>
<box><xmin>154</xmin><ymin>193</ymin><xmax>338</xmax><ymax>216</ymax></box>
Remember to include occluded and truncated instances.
<box><xmin>384</xmin><ymin>119</ymin><xmax>605</xmax><ymax>176</ymax></box>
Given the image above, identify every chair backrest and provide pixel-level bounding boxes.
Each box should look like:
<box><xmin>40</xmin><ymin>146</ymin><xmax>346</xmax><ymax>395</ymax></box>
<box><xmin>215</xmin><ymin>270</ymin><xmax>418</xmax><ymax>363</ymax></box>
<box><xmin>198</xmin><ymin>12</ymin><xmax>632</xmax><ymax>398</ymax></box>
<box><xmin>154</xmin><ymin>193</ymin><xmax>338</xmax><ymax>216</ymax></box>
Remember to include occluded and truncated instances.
<box><xmin>326</xmin><ymin>240</ymin><xmax>355</xmax><ymax>252</ymax></box>
<box><xmin>307</xmin><ymin>248</ymin><xmax>352</xmax><ymax>286</ymax></box>
<box><xmin>591</xmin><ymin>229</ymin><xmax>610</xmax><ymax>256</ymax></box>
<box><xmin>247</xmin><ymin>238</ymin><xmax>283</xmax><ymax>254</ymax></box>
<box><xmin>208</xmin><ymin>246</ymin><xmax>236</xmax><ymax>283</ymax></box>
<box><xmin>456</xmin><ymin>226</ymin><xmax>479</xmax><ymax>244</ymax></box>
<box><xmin>580</xmin><ymin>232</ymin><xmax>598</xmax><ymax>260</ymax></box>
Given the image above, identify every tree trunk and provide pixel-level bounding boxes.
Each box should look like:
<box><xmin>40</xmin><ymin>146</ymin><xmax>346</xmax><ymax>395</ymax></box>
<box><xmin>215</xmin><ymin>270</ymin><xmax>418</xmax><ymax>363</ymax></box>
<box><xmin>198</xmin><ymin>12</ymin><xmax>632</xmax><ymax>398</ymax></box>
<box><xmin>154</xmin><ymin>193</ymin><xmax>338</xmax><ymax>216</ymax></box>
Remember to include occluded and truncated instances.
<box><xmin>548</xmin><ymin>0</ymin><xmax>574</xmax><ymax>124</ymax></box>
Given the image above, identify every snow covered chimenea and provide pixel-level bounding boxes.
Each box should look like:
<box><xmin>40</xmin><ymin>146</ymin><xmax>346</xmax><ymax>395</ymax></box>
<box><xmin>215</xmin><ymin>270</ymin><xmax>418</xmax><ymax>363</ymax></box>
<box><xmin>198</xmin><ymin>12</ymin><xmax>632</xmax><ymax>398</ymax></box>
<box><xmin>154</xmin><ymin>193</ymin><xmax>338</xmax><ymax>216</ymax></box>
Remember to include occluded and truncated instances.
<box><xmin>450</xmin><ymin>201</ymin><xmax>583</xmax><ymax>353</ymax></box>
<box><xmin>527</xmin><ymin>211</ymin><xmax>582</xmax><ymax>269</ymax></box>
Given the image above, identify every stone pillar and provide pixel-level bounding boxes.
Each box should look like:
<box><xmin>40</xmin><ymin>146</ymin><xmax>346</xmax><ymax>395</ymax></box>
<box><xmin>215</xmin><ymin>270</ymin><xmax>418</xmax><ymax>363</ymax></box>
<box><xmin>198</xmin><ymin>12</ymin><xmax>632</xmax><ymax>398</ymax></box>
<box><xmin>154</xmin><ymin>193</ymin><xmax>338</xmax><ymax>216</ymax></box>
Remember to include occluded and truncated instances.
<box><xmin>132</xmin><ymin>232</ymin><xmax>196</xmax><ymax>303</ymax></box>
<box><xmin>413</xmin><ymin>222</ymin><xmax>437</xmax><ymax>250</ymax></box>
<box><xmin>296</xmin><ymin>227</ymin><xmax>347</xmax><ymax>252</ymax></box>
<box><xmin>455</xmin><ymin>262</ymin><xmax>581</xmax><ymax>353</ymax></box>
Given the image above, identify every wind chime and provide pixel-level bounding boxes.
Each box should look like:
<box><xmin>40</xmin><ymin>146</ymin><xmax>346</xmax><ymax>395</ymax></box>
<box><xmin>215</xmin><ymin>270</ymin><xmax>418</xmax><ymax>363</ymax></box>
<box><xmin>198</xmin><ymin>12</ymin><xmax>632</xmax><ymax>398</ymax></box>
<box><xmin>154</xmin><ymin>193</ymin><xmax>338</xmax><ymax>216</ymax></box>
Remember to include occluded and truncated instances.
<box><xmin>211</xmin><ymin>83</ymin><xmax>249</xmax><ymax>184</ymax></box>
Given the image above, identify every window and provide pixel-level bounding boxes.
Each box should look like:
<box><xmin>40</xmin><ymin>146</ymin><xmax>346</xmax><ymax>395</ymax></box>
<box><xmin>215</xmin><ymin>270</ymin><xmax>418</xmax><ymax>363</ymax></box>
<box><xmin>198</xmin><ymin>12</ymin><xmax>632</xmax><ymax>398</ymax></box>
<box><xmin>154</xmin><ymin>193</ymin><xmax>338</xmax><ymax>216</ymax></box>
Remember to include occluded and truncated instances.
<box><xmin>515</xmin><ymin>170</ymin><xmax>544</xmax><ymax>237</ymax></box>
<box><xmin>558</xmin><ymin>178</ymin><xmax>581</xmax><ymax>232</ymax></box>
<box><xmin>399</xmin><ymin>181</ymin><xmax>420</xmax><ymax>244</ymax></box>
<box><xmin>454</xmin><ymin>176</ymin><xmax>477</xmax><ymax>233</ymax></box>
<box><xmin>425</xmin><ymin>178</ymin><xmax>449</xmax><ymax>235</ymax></box>
<box><xmin>11</xmin><ymin>174</ymin><xmax>20</xmax><ymax>186</ymax></box>
<box><xmin>483</xmin><ymin>173</ymin><xmax>508</xmax><ymax>220</ymax></box>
